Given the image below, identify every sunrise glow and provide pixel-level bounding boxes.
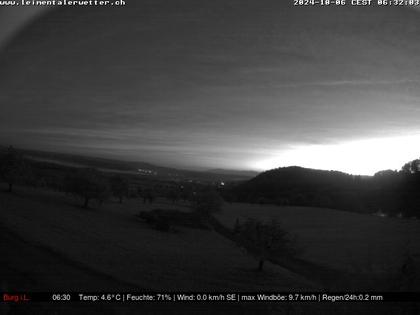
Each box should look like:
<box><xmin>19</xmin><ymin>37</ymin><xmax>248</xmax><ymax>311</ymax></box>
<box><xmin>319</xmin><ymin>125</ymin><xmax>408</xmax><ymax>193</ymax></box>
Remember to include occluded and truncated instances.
<box><xmin>254</xmin><ymin>134</ymin><xmax>420</xmax><ymax>175</ymax></box>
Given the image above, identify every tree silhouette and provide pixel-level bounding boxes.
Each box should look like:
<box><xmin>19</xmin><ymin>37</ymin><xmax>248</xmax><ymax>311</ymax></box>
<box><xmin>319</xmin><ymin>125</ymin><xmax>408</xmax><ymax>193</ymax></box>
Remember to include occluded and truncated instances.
<box><xmin>192</xmin><ymin>190</ymin><xmax>223</xmax><ymax>216</ymax></box>
<box><xmin>110</xmin><ymin>175</ymin><xmax>129</xmax><ymax>203</ymax></box>
<box><xmin>235</xmin><ymin>218</ymin><xmax>297</xmax><ymax>271</ymax></box>
<box><xmin>402</xmin><ymin>159</ymin><xmax>420</xmax><ymax>174</ymax></box>
<box><xmin>0</xmin><ymin>146</ymin><xmax>27</xmax><ymax>192</ymax></box>
<box><xmin>65</xmin><ymin>168</ymin><xmax>110</xmax><ymax>208</ymax></box>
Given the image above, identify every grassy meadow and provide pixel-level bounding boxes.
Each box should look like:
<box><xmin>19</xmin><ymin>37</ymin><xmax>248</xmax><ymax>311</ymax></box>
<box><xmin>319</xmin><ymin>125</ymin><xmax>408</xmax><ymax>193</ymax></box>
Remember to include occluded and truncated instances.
<box><xmin>0</xmin><ymin>185</ymin><xmax>313</xmax><ymax>292</ymax></box>
<box><xmin>1</xmin><ymin>183</ymin><xmax>419</xmax><ymax>293</ymax></box>
<box><xmin>217</xmin><ymin>203</ymin><xmax>420</xmax><ymax>274</ymax></box>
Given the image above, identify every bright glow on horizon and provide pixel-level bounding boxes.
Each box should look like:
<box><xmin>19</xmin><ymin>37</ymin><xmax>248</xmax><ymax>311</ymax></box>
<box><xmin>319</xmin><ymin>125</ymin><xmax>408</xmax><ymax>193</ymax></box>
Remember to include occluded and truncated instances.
<box><xmin>254</xmin><ymin>134</ymin><xmax>420</xmax><ymax>175</ymax></box>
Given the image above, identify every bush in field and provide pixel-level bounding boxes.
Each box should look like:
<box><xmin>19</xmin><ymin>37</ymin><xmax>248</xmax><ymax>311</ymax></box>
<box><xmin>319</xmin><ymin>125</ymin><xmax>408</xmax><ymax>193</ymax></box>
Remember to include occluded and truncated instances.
<box><xmin>0</xmin><ymin>146</ymin><xmax>28</xmax><ymax>192</ymax></box>
<box><xmin>165</xmin><ymin>188</ymin><xmax>180</xmax><ymax>204</ymax></box>
<box><xmin>64</xmin><ymin>168</ymin><xmax>110</xmax><ymax>208</ymax></box>
<box><xmin>137</xmin><ymin>211</ymin><xmax>171</xmax><ymax>232</ymax></box>
<box><xmin>192</xmin><ymin>190</ymin><xmax>223</xmax><ymax>216</ymax></box>
<box><xmin>235</xmin><ymin>218</ymin><xmax>297</xmax><ymax>271</ymax></box>
<box><xmin>110</xmin><ymin>175</ymin><xmax>129</xmax><ymax>203</ymax></box>
<box><xmin>137</xmin><ymin>209</ymin><xmax>209</xmax><ymax>231</ymax></box>
<box><xmin>154</xmin><ymin>216</ymin><xmax>171</xmax><ymax>232</ymax></box>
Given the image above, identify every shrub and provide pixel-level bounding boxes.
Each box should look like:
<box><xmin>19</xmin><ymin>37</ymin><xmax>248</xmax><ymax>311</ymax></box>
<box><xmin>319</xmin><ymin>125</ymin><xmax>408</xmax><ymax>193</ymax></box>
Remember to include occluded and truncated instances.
<box><xmin>137</xmin><ymin>209</ymin><xmax>209</xmax><ymax>231</ymax></box>
<box><xmin>154</xmin><ymin>217</ymin><xmax>171</xmax><ymax>232</ymax></box>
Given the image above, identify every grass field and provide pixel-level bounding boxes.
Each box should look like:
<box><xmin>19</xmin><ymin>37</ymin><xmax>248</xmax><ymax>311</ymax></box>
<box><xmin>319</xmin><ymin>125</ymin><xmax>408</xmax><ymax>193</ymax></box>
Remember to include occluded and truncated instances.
<box><xmin>0</xmin><ymin>185</ymin><xmax>314</xmax><ymax>292</ymax></box>
<box><xmin>1</xmin><ymin>184</ymin><xmax>419</xmax><ymax>293</ymax></box>
<box><xmin>217</xmin><ymin>203</ymin><xmax>420</xmax><ymax>275</ymax></box>
<box><xmin>2</xmin><ymin>184</ymin><xmax>420</xmax><ymax>315</ymax></box>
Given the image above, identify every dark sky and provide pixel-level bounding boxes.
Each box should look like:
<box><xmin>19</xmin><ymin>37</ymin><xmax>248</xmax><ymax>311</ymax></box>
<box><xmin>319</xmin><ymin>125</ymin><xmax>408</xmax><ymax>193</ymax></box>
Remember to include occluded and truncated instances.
<box><xmin>1</xmin><ymin>2</ymin><xmax>420</xmax><ymax>174</ymax></box>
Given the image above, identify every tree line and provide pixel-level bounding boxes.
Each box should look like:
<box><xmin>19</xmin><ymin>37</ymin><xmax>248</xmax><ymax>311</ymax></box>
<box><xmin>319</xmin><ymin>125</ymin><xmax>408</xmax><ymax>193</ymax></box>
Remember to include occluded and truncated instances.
<box><xmin>0</xmin><ymin>146</ymin><xmax>131</xmax><ymax>208</ymax></box>
<box><xmin>0</xmin><ymin>146</ymin><xmax>220</xmax><ymax>209</ymax></box>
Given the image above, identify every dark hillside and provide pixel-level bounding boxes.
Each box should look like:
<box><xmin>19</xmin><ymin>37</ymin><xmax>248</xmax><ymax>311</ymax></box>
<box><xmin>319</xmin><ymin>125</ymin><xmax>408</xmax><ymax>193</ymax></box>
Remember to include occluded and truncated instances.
<box><xmin>229</xmin><ymin>165</ymin><xmax>420</xmax><ymax>218</ymax></box>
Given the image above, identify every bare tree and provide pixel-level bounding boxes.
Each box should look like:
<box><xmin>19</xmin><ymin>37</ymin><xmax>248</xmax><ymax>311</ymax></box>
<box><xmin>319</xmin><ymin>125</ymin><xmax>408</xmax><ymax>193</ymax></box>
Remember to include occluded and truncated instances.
<box><xmin>235</xmin><ymin>218</ymin><xmax>297</xmax><ymax>271</ymax></box>
<box><xmin>110</xmin><ymin>175</ymin><xmax>129</xmax><ymax>203</ymax></box>
<box><xmin>0</xmin><ymin>146</ymin><xmax>27</xmax><ymax>193</ymax></box>
<box><xmin>65</xmin><ymin>168</ymin><xmax>110</xmax><ymax>208</ymax></box>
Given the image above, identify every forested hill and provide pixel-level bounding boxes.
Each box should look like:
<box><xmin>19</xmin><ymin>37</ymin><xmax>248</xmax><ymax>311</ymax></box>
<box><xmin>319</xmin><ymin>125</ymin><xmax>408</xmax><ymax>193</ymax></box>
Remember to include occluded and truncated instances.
<box><xmin>230</xmin><ymin>166</ymin><xmax>364</xmax><ymax>207</ymax></box>
<box><xmin>228</xmin><ymin>164</ymin><xmax>420</xmax><ymax>218</ymax></box>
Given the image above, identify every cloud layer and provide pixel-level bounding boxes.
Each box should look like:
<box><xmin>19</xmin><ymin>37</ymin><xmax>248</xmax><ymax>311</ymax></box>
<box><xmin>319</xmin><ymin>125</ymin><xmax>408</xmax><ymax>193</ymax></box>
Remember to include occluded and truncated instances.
<box><xmin>1</xmin><ymin>2</ymin><xmax>420</xmax><ymax>173</ymax></box>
